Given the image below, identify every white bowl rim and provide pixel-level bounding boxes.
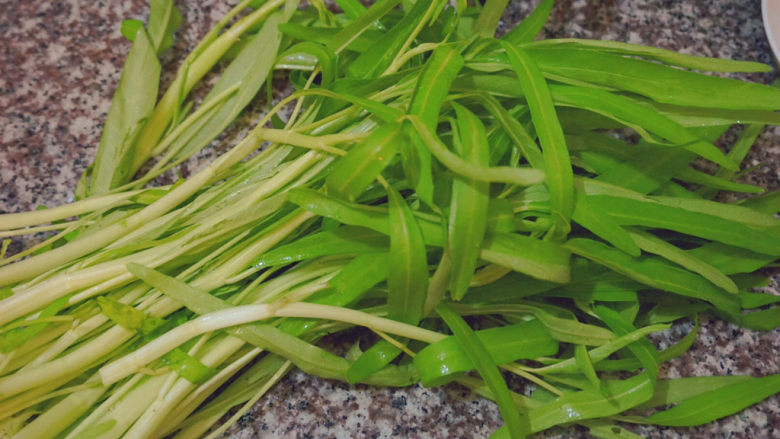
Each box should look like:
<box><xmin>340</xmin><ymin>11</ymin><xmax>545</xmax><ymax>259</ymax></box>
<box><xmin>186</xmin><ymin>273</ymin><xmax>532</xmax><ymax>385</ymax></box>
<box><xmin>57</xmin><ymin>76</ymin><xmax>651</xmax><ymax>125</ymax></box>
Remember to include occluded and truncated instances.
<box><xmin>763</xmin><ymin>0</ymin><xmax>780</xmax><ymax>63</ymax></box>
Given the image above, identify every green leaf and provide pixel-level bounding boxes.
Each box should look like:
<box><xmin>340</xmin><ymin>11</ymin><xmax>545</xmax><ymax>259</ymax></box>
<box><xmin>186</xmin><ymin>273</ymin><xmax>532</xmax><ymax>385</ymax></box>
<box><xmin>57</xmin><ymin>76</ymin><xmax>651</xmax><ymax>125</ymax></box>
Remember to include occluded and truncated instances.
<box><xmin>627</xmin><ymin>228</ymin><xmax>738</xmax><ymax>294</ymax></box>
<box><xmin>740</xmin><ymin>291</ymin><xmax>780</xmax><ymax>309</ymax></box>
<box><xmin>527</xmin><ymin>47</ymin><xmax>780</xmax><ymax>109</ymax></box>
<box><xmin>279</xmin><ymin>254</ymin><xmax>390</xmax><ymax>336</ymax></box>
<box><xmin>327</xmin><ymin>0</ymin><xmax>401</xmax><ymax>53</ymax></box>
<box><xmin>574</xmin><ymin>344</ymin><xmax>602</xmax><ymax>392</ymax></box>
<box><xmin>566</xmin><ymin>238</ymin><xmax>740</xmax><ymax>313</ymax></box>
<box><xmin>651</xmin><ymin>195</ymin><xmax>779</xmax><ymax>229</ymax></box>
<box><xmin>593</xmin><ymin>305</ymin><xmax>659</xmax><ymax>385</ymax></box>
<box><xmin>473</xmin><ymin>0</ymin><xmax>510</xmax><ymax>38</ymax></box>
<box><xmin>718</xmin><ymin>307</ymin><xmax>780</xmax><ymax>331</ymax></box>
<box><xmin>688</xmin><ymin>242</ymin><xmax>778</xmax><ymax>275</ymax></box>
<box><xmin>387</xmin><ymin>185</ymin><xmax>429</xmax><ymax>324</ymax></box>
<box><xmin>326</xmin><ymin>123</ymin><xmax>402</xmax><ymax>201</ymax></box>
<box><xmin>147</xmin><ymin>0</ymin><xmax>182</xmax><ymax>55</ymax></box>
<box><xmin>675</xmin><ymin>166</ymin><xmax>763</xmax><ymax>194</ymax></box>
<box><xmin>596</xmin><ymin>146</ymin><xmax>694</xmax><ymax>195</ymax></box>
<box><xmin>128</xmin><ymin>263</ymin><xmax>415</xmax><ymax>386</ymax></box>
<box><xmin>481</xmin><ymin>232</ymin><xmax>571</xmax><ymax>283</ymax></box>
<box><xmin>347</xmin><ymin>0</ymin><xmax>431</xmax><ymax>78</ymax></box>
<box><xmin>405</xmin><ymin>116</ymin><xmax>545</xmax><ymax>187</ymax></box>
<box><xmin>448</xmin><ymin>103</ymin><xmax>491</xmax><ymax>300</ymax></box>
<box><xmin>409</xmin><ymin>46</ymin><xmax>465</xmax><ymax>130</ymax></box>
<box><xmin>78</xmin><ymin>420</ymin><xmax>118</xmax><ymax>439</ymax></box>
<box><xmin>467</xmin><ymin>93</ymin><xmax>543</xmax><ymax>168</ymax></box>
<box><xmin>278</xmin><ymin>23</ymin><xmax>382</xmax><ymax>53</ymax></box>
<box><xmin>524</xmin><ymin>39</ymin><xmax>771</xmax><ymax>72</ymax></box>
<box><xmin>584</xmin><ymin>194</ymin><xmax>780</xmax><ymax>256</ymax></box>
<box><xmin>120</xmin><ymin>20</ymin><xmax>144</xmax><ymax>41</ymax></box>
<box><xmin>287</xmin><ymin>187</ymin><xmax>446</xmax><ymax>246</ymax></box>
<box><xmin>97</xmin><ymin>296</ymin><xmax>165</xmax><ymax>337</ymax></box>
<box><xmin>573</xmin><ymin>188</ymin><xmax>640</xmax><ymax>256</ymax></box>
<box><xmin>405</xmin><ymin>45</ymin><xmax>465</xmax><ymax>205</ymax></box>
<box><xmin>160</xmin><ymin>13</ymin><xmax>284</xmax><ymax>164</ymax></box>
<box><xmin>527</xmin><ymin>374</ymin><xmax>653</xmax><ymax>432</ymax></box>
<box><xmin>700</xmin><ymin>123</ymin><xmax>765</xmax><ymax>198</ymax></box>
<box><xmin>437</xmin><ymin>302</ymin><xmax>529</xmax><ymax>438</ymax></box>
<box><xmin>334</xmin><ymin>0</ymin><xmax>367</xmax><ymax>19</ymax></box>
<box><xmin>583</xmin><ymin>420</ymin><xmax>643</xmax><ymax>439</ymax></box>
<box><xmin>550</xmin><ymin>85</ymin><xmax>737</xmax><ymax>171</ymax></box>
<box><xmin>636</xmin><ymin>375</ymin><xmax>752</xmax><ymax>410</ymax></box>
<box><xmin>636</xmin><ymin>374</ymin><xmax>780</xmax><ymax>426</ymax></box>
<box><xmin>330</xmin><ymin>252</ymin><xmax>390</xmax><ymax>303</ymax></box>
<box><xmin>160</xmin><ymin>348</ymin><xmax>216</xmax><ymax>384</ymax></box>
<box><xmin>415</xmin><ymin>318</ymin><xmax>558</xmax><ymax>386</ymax></box>
<box><xmin>277</xmin><ymin>41</ymin><xmax>338</xmax><ymax>87</ymax></box>
<box><xmin>738</xmin><ymin>187</ymin><xmax>780</xmax><ymax>214</ymax></box>
<box><xmin>253</xmin><ymin>226</ymin><xmax>389</xmax><ymax>268</ymax></box>
<box><xmin>501</xmin><ymin>41</ymin><xmax>574</xmax><ymax>240</ymax></box>
<box><xmin>535</xmin><ymin>323</ymin><xmax>670</xmax><ymax>374</ymax></box>
<box><xmin>346</xmin><ymin>339</ymin><xmax>404</xmax><ymax>384</ymax></box>
<box><xmin>501</xmin><ymin>0</ymin><xmax>554</xmax><ymax>45</ymax></box>
<box><xmin>460</xmin><ymin>303</ymin><xmax>616</xmax><ymax>346</ymax></box>
<box><xmin>88</xmin><ymin>27</ymin><xmax>160</xmax><ymax>195</ymax></box>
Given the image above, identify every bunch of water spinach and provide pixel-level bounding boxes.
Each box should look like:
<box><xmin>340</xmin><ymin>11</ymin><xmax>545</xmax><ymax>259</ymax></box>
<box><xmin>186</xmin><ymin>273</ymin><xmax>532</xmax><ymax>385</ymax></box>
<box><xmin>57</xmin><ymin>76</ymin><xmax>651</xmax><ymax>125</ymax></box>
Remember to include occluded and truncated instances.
<box><xmin>0</xmin><ymin>0</ymin><xmax>779</xmax><ymax>438</ymax></box>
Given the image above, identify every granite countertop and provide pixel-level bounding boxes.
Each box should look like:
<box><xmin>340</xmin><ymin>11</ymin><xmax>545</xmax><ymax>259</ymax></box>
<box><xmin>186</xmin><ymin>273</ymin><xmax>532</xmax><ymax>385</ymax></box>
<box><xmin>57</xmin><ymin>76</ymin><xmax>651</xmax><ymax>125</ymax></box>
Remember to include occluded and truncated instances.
<box><xmin>0</xmin><ymin>1</ymin><xmax>778</xmax><ymax>438</ymax></box>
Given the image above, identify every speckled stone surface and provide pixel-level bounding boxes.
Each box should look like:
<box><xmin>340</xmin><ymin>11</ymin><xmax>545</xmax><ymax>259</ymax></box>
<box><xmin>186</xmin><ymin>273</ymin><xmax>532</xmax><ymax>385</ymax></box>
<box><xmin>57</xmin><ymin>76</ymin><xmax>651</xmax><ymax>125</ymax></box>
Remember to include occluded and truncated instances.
<box><xmin>0</xmin><ymin>1</ymin><xmax>778</xmax><ymax>438</ymax></box>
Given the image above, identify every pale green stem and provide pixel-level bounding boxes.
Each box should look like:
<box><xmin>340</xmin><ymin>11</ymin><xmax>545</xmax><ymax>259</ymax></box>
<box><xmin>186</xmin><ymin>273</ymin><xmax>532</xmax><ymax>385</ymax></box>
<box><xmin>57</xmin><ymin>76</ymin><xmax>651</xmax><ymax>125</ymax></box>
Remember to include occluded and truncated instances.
<box><xmin>173</xmin><ymin>413</ymin><xmax>224</xmax><ymax>439</ymax></box>
<box><xmin>0</xmin><ymin>222</ymin><xmax>96</xmax><ymax>238</ymax></box>
<box><xmin>386</xmin><ymin>42</ymin><xmax>441</xmax><ymax>74</ymax></box>
<box><xmin>286</xmin><ymin>67</ymin><xmax>321</xmax><ymax>130</ymax></box>
<box><xmin>500</xmin><ymin>363</ymin><xmax>564</xmax><ymax>396</ymax></box>
<box><xmin>130</xmin><ymin>0</ymin><xmax>285</xmax><ymax>173</ymax></box>
<box><xmin>0</xmin><ymin>129</ymin><xmax>265</xmax><ymax>319</ymax></box>
<box><xmin>406</xmin><ymin>115</ymin><xmax>546</xmax><ymax>186</ymax></box>
<box><xmin>150</xmin><ymin>83</ymin><xmax>241</xmax><ymax>158</ymax></box>
<box><xmin>0</xmin><ymin>209</ymin><xmax>108</xmax><ymax>267</ymax></box>
<box><xmin>63</xmin><ymin>374</ymin><xmax>144</xmax><ymax>439</ymax></box>
<box><xmin>0</xmin><ymin>367</ymin><xmax>85</xmax><ymax>419</ymax></box>
<box><xmin>86</xmin><ymin>374</ymin><xmax>170</xmax><ymax>439</ymax></box>
<box><xmin>0</xmin><ymin>191</ymin><xmax>142</xmax><ymax>230</ymax></box>
<box><xmin>100</xmin><ymin>302</ymin><xmax>444</xmax><ymax>385</ymax></box>
<box><xmin>27</xmin><ymin>285</ymin><xmax>149</xmax><ymax>368</ymax></box>
<box><xmin>0</xmin><ymin>325</ymin><xmax>135</xmax><ymax>398</ymax></box>
<box><xmin>529</xmin><ymin>324</ymin><xmax>671</xmax><ymax>375</ymax></box>
<box><xmin>12</xmin><ymin>380</ymin><xmax>106</xmax><ymax>439</ymax></box>
<box><xmin>382</xmin><ymin>1</ymin><xmax>442</xmax><ymax>76</ymax></box>
<box><xmin>204</xmin><ymin>359</ymin><xmax>292</xmax><ymax>439</ymax></box>
<box><xmin>122</xmin><ymin>336</ymin><xmax>248</xmax><ymax>439</ymax></box>
<box><xmin>159</xmin><ymin>347</ymin><xmax>264</xmax><ymax>436</ymax></box>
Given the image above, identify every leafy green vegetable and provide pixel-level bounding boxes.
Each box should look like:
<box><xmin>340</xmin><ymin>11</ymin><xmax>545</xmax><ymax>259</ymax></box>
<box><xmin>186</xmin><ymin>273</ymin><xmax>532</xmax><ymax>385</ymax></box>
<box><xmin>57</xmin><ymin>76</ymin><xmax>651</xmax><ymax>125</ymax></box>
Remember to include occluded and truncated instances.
<box><xmin>87</xmin><ymin>26</ymin><xmax>160</xmax><ymax>195</ymax></box>
<box><xmin>437</xmin><ymin>302</ymin><xmax>528</xmax><ymax>438</ymax></box>
<box><xmin>1</xmin><ymin>1</ymin><xmax>778</xmax><ymax>437</ymax></box>
<box><xmin>415</xmin><ymin>318</ymin><xmax>558</xmax><ymax>386</ymax></box>
<box><xmin>448</xmin><ymin>103</ymin><xmax>491</xmax><ymax>299</ymax></box>
<box><xmin>386</xmin><ymin>185</ymin><xmax>429</xmax><ymax>324</ymax></box>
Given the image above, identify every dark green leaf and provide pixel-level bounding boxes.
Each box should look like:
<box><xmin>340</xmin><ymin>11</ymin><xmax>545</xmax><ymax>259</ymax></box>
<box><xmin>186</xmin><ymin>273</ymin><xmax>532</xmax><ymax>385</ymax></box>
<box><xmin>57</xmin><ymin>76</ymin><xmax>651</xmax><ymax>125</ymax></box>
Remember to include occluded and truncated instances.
<box><xmin>637</xmin><ymin>374</ymin><xmax>780</xmax><ymax>426</ymax></box>
<box><xmin>448</xmin><ymin>103</ymin><xmax>491</xmax><ymax>299</ymax></box>
<box><xmin>326</xmin><ymin>123</ymin><xmax>402</xmax><ymax>200</ymax></box>
<box><xmin>387</xmin><ymin>185</ymin><xmax>429</xmax><ymax>324</ymax></box>
<box><xmin>253</xmin><ymin>227</ymin><xmax>388</xmax><ymax>268</ymax></box>
<box><xmin>482</xmin><ymin>232</ymin><xmax>571</xmax><ymax>283</ymax></box>
<box><xmin>566</xmin><ymin>238</ymin><xmax>740</xmax><ymax>313</ymax></box>
<box><xmin>415</xmin><ymin>318</ymin><xmax>558</xmax><ymax>386</ymax></box>
<box><xmin>501</xmin><ymin>0</ymin><xmax>554</xmax><ymax>45</ymax></box>
<box><xmin>501</xmin><ymin>42</ymin><xmax>574</xmax><ymax>240</ymax></box>
<box><xmin>437</xmin><ymin>302</ymin><xmax>529</xmax><ymax>438</ymax></box>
